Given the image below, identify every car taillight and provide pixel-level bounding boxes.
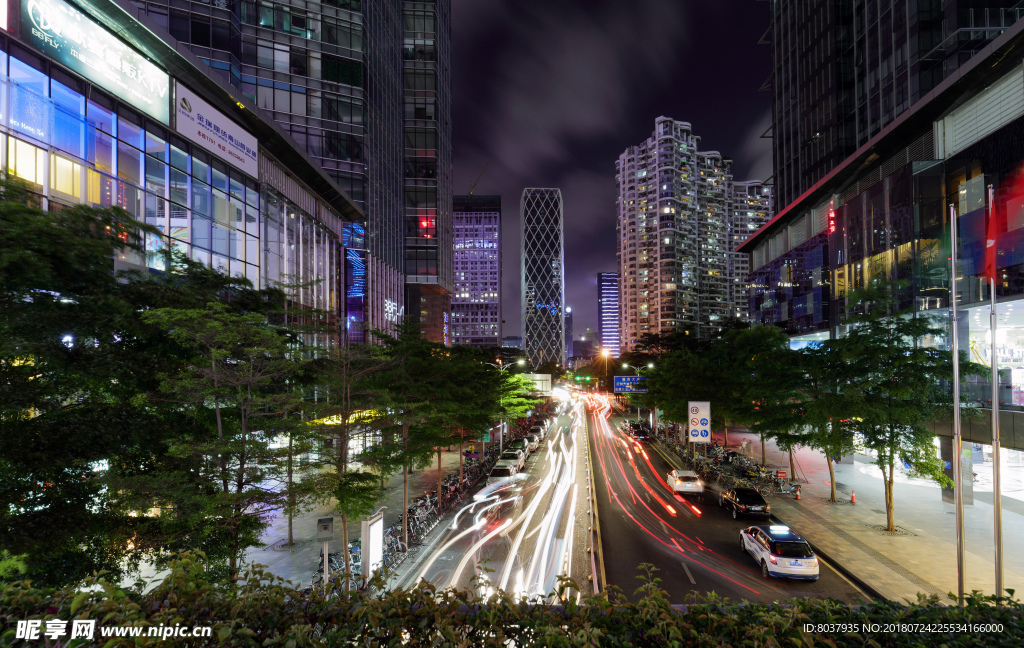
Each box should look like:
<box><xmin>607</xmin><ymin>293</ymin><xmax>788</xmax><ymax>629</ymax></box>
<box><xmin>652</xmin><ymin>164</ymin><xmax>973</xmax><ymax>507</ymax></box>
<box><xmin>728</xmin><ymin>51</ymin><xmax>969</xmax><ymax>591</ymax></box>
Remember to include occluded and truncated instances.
<box><xmin>738</xmin><ymin>504</ymin><xmax>747</xmax><ymax>510</ymax></box>
<box><xmin>808</xmin><ymin>559</ymin><xmax>817</xmax><ymax>567</ymax></box>
<box><xmin>769</xmin><ymin>554</ymin><xmax>777</xmax><ymax>564</ymax></box>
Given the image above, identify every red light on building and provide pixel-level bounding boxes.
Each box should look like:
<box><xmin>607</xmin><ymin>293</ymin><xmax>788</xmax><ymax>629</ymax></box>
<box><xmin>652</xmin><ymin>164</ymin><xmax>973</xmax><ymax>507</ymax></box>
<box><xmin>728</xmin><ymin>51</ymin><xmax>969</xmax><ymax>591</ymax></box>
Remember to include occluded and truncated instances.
<box><xmin>827</xmin><ymin>209</ymin><xmax>836</xmax><ymax>235</ymax></box>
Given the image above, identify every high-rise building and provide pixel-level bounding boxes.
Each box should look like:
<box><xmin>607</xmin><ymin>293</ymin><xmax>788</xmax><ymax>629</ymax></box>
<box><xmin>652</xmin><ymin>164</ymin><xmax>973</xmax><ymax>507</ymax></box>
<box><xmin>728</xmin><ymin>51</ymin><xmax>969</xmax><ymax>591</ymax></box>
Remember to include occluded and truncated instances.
<box><xmin>564</xmin><ymin>307</ymin><xmax>574</xmax><ymax>361</ymax></box>
<box><xmin>135</xmin><ymin>0</ymin><xmax>452</xmax><ymax>340</ymax></box>
<box><xmin>597</xmin><ymin>272</ymin><xmax>620</xmax><ymax>357</ymax></box>
<box><xmin>726</xmin><ymin>182</ymin><xmax>773</xmax><ymax>322</ymax></box>
<box><xmin>616</xmin><ymin>117</ymin><xmax>770</xmax><ymax>348</ymax></box>
<box><xmin>502</xmin><ymin>336</ymin><xmax>523</xmax><ymax>350</ymax></box>
<box><xmin>403</xmin><ymin>0</ymin><xmax>454</xmax><ymax>344</ymax></box>
<box><xmin>521</xmin><ymin>188</ymin><xmax>565</xmax><ymax>369</ymax></box>
<box><xmin>451</xmin><ymin>195</ymin><xmax>501</xmax><ymax>348</ymax></box>
<box><xmin>769</xmin><ymin>0</ymin><xmax>1023</xmax><ymax>211</ymax></box>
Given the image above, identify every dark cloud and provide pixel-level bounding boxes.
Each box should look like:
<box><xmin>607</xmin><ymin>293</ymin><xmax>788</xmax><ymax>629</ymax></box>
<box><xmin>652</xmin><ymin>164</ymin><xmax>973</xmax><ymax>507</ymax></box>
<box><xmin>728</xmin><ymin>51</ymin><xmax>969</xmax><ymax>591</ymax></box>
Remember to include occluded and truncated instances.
<box><xmin>452</xmin><ymin>0</ymin><xmax>770</xmax><ymax>337</ymax></box>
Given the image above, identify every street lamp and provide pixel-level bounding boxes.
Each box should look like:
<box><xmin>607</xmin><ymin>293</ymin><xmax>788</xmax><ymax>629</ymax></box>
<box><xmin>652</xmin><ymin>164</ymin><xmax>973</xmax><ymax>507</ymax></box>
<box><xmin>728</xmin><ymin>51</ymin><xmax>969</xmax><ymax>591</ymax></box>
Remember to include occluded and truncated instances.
<box><xmin>482</xmin><ymin>358</ymin><xmax>525</xmax><ymax>453</ymax></box>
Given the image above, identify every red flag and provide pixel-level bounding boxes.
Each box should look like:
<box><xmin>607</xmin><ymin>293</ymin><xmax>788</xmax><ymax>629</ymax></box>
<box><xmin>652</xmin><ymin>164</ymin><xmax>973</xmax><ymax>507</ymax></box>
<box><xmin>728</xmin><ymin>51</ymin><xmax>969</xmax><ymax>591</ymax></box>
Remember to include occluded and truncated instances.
<box><xmin>984</xmin><ymin>167</ymin><xmax>1024</xmax><ymax>282</ymax></box>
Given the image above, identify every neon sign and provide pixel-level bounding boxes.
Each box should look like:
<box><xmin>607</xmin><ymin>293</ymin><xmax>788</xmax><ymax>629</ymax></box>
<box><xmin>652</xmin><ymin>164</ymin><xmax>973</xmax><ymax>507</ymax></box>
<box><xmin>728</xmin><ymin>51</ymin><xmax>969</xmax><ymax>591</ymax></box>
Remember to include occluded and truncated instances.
<box><xmin>827</xmin><ymin>209</ymin><xmax>836</xmax><ymax>235</ymax></box>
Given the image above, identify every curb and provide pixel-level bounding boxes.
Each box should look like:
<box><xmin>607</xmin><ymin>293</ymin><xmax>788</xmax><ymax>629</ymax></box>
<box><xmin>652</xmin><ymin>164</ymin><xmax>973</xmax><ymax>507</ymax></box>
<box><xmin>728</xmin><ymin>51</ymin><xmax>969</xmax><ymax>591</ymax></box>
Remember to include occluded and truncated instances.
<box><xmin>768</xmin><ymin>510</ymin><xmax>887</xmax><ymax>603</ymax></box>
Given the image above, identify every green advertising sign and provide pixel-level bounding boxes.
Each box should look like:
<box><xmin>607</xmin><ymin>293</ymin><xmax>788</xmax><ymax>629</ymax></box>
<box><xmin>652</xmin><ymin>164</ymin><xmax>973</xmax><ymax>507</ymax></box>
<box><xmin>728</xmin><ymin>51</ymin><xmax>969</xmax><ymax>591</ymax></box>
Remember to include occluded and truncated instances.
<box><xmin>23</xmin><ymin>0</ymin><xmax>170</xmax><ymax>123</ymax></box>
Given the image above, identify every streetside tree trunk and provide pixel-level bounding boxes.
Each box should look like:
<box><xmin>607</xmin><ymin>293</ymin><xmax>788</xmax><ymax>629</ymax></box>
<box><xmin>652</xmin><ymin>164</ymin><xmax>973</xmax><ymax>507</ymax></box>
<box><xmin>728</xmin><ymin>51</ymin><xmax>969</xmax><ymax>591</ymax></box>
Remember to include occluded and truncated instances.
<box><xmin>827</xmin><ymin>454</ymin><xmax>838</xmax><ymax>502</ymax></box>
<box><xmin>437</xmin><ymin>448</ymin><xmax>442</xmax><ymax>511</ymax></box>
<box><xmin>760</xmin><ymin>432</ymin><xmax>766</xmax><ymax>466</ymax></box>
<box><xmin>403</xmin><ymin>421</ymin><xmax>410</xmax><ymax>550</ymax></box>
<box><xmin>459</xmin><ymin>438</ymin><xmax>464</xmax><ymax>483</ymax></box>
<box><xmin>886</xmin><ymin>459</ymin><xmax>896</xmax><ymax>532</ymax></box>
<box><xmin>287</xmin><ymin>434</ymin><xmax>295</xmax><ymax>546</ymax></box>
<box><xmin>789</xmin><ymin>449</ymin><xmax>796</xmax><ymax>484</ymax></box>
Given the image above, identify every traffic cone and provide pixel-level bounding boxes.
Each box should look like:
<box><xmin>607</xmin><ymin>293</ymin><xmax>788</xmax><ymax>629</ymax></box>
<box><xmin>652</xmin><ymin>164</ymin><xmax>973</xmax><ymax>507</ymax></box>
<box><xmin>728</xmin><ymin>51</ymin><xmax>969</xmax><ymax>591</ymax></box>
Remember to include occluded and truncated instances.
<box><xmin>794</xmin><ymin>486</ymin><xmax>801</xmax><ymax>500</ymax></box>
<box><xmin>850</xmin><ymin>490</ymin><xmax>856</xmax><ymax>504</ymax></box>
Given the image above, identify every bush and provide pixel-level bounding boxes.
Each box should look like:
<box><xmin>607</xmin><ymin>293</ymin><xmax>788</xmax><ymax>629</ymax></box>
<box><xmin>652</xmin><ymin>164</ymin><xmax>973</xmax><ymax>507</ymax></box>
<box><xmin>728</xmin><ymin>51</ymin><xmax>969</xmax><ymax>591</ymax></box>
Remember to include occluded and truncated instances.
<box><xmin>1</xmin><ymin>554</ymin><xmax>1021</xmax><ymax>646</ymax></box>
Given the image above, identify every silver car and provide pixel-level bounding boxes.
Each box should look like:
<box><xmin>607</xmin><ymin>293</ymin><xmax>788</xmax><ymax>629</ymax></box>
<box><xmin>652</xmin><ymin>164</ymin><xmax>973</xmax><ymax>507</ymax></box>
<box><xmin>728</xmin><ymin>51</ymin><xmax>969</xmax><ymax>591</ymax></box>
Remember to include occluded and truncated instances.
<box><xmin>499</xmin><ymin>449</ymin><xmax>526</xmax><ymax>472</ymax></box>
<box><xmin>524</xmin><ymin>433</ymin><xmax>540</xmax><ymax>451</ymax></box>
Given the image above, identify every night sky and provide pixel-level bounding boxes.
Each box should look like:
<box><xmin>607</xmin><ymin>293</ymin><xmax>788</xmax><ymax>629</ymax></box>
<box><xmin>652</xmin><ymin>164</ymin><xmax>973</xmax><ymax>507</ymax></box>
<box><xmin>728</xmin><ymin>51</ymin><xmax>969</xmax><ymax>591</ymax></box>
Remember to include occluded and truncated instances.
<box><xmin>451</xmin><ymin>0</ymin><xmax>773</xmax><ymax>339</ymax></box>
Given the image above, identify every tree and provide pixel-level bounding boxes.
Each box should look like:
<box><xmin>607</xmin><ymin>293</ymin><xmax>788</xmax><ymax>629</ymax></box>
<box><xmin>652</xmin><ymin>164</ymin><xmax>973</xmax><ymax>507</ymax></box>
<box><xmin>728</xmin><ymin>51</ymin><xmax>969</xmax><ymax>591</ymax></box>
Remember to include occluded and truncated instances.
<box><xmin>838</xmin><ymin>282</ymin><xmax>981</xmax><ymax>531</ymax></box>
<box><xmin>130</xmin><ymin>303</ymin><xmax>308</xmax><ymax>582</ymax></box>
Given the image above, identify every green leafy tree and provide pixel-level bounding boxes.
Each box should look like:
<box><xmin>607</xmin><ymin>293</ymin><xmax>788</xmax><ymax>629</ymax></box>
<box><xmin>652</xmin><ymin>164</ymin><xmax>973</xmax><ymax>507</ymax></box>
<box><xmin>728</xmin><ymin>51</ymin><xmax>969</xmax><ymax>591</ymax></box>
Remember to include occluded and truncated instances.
<box><xmin>130</xmin><ymin>303</ymin><xmax>308</xmax><ymax>581</ymax></box>
<box><xmin>839</xmin><ymin>282</ymin><xmax>981</xmax><ymax>531</ymax></box>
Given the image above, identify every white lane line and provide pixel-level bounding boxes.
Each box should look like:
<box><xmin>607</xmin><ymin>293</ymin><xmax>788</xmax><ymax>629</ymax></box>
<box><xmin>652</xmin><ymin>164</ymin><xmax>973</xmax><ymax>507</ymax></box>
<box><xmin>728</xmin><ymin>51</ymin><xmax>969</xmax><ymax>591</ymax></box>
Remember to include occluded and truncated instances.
<box><xmin>645</xmin><ymin>493</ymin><xmax>652</xmax><ymax>503</ymax></box>
<box><xmin>680</xmin><ymin>561</ymin><xmax>696</xmax><ymax>585</ymax></box>
<box><xmin>660</xmin><ymin>520</ymin><xmax>669</xmax><ymax>535</ymax></box>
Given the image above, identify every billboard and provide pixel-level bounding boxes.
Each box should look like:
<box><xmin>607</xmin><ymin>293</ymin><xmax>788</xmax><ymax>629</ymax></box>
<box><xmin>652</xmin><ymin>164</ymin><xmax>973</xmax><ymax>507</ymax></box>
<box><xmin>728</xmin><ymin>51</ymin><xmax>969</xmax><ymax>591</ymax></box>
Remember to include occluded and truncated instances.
<box><xmin>175</xmin><ymin>81</ymin><xmax>259</xmax><ymax>176</ymax></box>
<box><xmin>687</xmin><ymin>401</ymin><xmax>711</xmax><ymax>444</ymax></box>
<box><xmin>22</xmin><ymin>0</ymin><xmax>170</xmax><ymax>123</ymax></box>
<box><xmin>613</xmin><ymin>375</ymin><xmax>647</xmax><ymax>393</ymax></box>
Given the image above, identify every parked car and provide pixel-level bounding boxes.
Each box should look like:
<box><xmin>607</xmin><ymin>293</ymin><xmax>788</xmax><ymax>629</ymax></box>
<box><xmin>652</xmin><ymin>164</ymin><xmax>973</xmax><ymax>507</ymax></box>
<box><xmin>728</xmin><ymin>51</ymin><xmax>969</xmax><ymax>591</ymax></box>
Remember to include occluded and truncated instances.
<box><xmin>530</xmin><ymin>425</ymin><xmax>545</xmax><ymax>440</ymax></box>
<box><xmin>720</xmin><ymin>487</ymin><xmax>770</xmax><ymax>519</ymax></box>
<box><xmin>739</xmin><ymin>525</ymin><xmax>819</xmax><ymax>581</ymax></box>
<box><xmin>524</xmin><ymin>433</ymin><xmax>540</xmax><ymax>452</ymax></box>
<box><xmin>499</xmin><ymin>450</ymin><xmax>526</xmax><ymax>472</ymax></box>
<box><xmin>507</xmin><ymin>439</ymin><xmax>530</xmax><ymax>457</ymax></box>
<box><xmin>666</xmin><ymin>469</ymin><xmax>704</xmax><ymax>498</ymax></box>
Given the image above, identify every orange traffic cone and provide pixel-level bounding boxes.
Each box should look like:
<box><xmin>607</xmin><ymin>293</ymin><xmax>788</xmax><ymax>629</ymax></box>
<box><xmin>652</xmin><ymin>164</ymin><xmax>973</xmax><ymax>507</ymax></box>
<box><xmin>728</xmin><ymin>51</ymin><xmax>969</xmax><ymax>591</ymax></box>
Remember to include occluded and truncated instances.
<box><xmin>794</xmin><ymin>486</ymin><xmax>801</xmax><ymax>500</ymax></box>
<box><xmin>850</xmin><ymin>490</ymin><xmax>856</xmax><ymax>504</ymax></box>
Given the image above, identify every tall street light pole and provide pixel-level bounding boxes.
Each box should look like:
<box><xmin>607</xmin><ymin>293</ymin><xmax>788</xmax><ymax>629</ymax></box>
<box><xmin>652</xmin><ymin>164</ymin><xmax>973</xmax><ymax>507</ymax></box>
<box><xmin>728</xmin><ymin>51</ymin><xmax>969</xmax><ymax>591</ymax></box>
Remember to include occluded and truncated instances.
<box><xmin>483</xmin><ymin>358</ymin><xmax>525</xmax><ymax>454</ymax></box>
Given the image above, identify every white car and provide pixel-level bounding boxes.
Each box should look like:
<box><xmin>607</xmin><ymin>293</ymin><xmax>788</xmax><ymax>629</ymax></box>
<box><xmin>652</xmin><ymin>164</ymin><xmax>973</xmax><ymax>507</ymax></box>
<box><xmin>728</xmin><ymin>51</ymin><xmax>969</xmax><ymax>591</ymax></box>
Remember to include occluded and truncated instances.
<box><xmin>524</xmin><ymin>433</ymin><xmax>540</xmax><ymax>451</ymax></box>
<box><xmin>529</xmin><ymin>425</ymin><xmax>545</xmax><ymax>440</ymax></box>
<box><xmin>499</xmin><ymin>449</ymin><xmax>526</xmax><ymax>472</ymax></box>
<box><xmin>739</xmin><ymin>525</ymin><xmax>819</xmax><ymax>581</ymax></box>
<box><xmin>667</xmin><ymin>469</ymin><xmax>704</xmax><ymax>498</ymax></box>
<box><xmin>487</xmin><ymin>464</ymin><xmax>517</xmax><ymax>485</ymax></box>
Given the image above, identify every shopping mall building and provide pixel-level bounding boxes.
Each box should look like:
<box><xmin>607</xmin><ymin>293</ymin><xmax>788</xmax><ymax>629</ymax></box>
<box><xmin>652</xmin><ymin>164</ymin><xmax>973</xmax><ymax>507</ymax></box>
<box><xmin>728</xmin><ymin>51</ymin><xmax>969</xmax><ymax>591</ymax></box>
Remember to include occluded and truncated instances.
<box><xmin>739</xmin><ymin>16</ymin><xmax>1024</xmax><ymax>482</ymax></box>
<box><xmin>0</xmin><ymin>0</ymin><xmax>395</xmax><ymax>339</ymax></box>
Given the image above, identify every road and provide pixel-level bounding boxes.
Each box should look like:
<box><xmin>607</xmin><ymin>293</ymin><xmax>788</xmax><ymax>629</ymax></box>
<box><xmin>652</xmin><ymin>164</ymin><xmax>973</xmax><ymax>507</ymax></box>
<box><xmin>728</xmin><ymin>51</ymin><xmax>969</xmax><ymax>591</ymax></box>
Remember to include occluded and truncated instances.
<box><xmin>393</xmin><ymin>399</ymin><xmax>596</xmax><ymax>600</ymax></box>
<box><xmin>585</xmin><ymin>395</ymin><xmax>868</xmax><ymax>604</ymax></box>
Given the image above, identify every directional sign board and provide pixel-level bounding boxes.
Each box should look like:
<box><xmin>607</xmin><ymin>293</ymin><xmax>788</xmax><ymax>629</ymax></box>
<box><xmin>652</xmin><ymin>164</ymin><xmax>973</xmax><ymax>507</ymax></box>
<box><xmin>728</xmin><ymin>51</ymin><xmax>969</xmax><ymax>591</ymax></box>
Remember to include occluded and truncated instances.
<box><xmin>687</xmin><ymin>401</ymin><xmax>711</xmax><ymax>444</ymax></box>
<box><xmin>614</xmin><ymin>375</ymin><xmax>648</xmax><ymax>393</ymax></box>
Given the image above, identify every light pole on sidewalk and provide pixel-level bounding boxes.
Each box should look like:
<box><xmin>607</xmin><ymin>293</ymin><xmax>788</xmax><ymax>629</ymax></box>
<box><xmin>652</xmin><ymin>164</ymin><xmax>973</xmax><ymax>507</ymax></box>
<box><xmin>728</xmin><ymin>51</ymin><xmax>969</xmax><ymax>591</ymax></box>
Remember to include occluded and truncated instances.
<box><xmin>483</xmin><ymin>358</ymin><xmax>525</xmax><ymax>454</ymax></box>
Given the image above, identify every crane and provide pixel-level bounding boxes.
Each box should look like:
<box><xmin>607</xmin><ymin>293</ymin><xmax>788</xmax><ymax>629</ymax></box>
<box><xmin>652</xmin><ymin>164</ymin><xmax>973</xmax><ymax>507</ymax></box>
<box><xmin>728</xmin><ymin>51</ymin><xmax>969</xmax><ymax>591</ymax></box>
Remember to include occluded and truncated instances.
<box><xmin>467</xmin><ymin>162</ymin><xmax>489</xmax><ymax>195</ymax></box>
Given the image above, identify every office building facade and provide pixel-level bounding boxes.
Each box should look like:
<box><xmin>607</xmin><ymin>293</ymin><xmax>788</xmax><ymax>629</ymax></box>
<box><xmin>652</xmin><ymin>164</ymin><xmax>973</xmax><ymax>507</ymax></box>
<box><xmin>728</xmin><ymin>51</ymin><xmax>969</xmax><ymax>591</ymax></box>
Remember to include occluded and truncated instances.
<box><xmin>769</xmin><ymin>0</ymin><xmax>1024</xmax><ymax>211</ymax></box>
<box><xmin>403</xmin><ymin>0</ymin><xmax>453</xmax><ymax>344</ymax></box>
<box><xmin>451</xmin><ymin>194</ymin><xmax>501</xmax><ymax>348</ymax></box>
<box><xmin>1</xmin><ymin>0</ymin><xmax>362</xmax><ymax>339</ymax></box>
<box><xmin>597</xmin><ymin>272</ymin><xmax>621</xmax><ymax>357</ymax></box>
<box><xmin>134</xmin><ymin>0</ymin><xmax>452</xmax><ymax>340</ymax></box>
<box><xmin>521</xmin><ymin>188</ymin><xmax>565</xmax><ymax>368</ymax></box>
<box><xmin>616</xmin><ymin>117</ymin><xmax>771</xmax><ymax>348</ymax></box>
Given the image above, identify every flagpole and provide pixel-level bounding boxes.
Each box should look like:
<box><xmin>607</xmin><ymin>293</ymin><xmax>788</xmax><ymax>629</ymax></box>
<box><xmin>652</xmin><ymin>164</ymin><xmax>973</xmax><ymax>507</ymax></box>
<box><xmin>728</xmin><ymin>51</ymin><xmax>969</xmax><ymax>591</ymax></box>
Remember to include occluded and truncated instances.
<box><xmin>950</xmin><ymin>201</ymin><xmax>966</xmax><ymax>607</ymax></box>
<box><xmin>988</xmin><ymin>184</ymin><xmax>1004</xmax><ymax>598</ymax></box>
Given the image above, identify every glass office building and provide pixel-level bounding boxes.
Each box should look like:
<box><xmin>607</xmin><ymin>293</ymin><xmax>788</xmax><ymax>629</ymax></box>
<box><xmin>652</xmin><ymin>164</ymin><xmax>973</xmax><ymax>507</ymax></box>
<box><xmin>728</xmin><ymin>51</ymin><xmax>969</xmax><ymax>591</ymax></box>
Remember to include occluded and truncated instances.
<box><xmin>521</xmin><ymin>188</ymin><xmax>565</xmax><ymax>369</ymax></box>
<box><xmin>135</xmin><ymin>0</ymin><xmax>453</xmax><ymax>340</ymax></box>
<box><xmin>451</xmin><ymin>194</ymin><xmax>501</xmax><ymax>348</ymax></box>
<box><xmin>1</xmin><ymin>0</ymin><xmax>364</xmax><ymax>337</ymax></box>
<box><xmin>741</xmin><ymin>15</ymin><xmax>1024</xmax><ymax>447</ymax></box>
<box><xmin>769</xmin><ymin>0</ymin><xmax>1024</xmax><ymax>211</ymax></box>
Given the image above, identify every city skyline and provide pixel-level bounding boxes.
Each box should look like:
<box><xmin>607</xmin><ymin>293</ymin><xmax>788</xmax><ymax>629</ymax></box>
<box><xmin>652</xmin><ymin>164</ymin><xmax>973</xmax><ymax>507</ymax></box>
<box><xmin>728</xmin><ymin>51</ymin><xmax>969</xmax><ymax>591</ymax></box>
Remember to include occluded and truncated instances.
<box><xmin>451</xmin><ymin>0</ymin><xmax>770</xmax><ymax>336</ymax></box>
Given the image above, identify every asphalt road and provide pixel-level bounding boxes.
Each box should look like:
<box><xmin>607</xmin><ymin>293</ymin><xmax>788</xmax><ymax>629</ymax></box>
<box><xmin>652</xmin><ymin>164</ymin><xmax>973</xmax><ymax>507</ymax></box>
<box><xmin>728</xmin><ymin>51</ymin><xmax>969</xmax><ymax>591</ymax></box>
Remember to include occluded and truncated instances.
<box><xmin>586</xmin><ymin>398</ymin><xmax>869</xmax><ymax>605</ymax></box>
<box><xmin>393</xmin><ymin>400</ymin><xmax>595</xmax><ymax>599</ymax></box>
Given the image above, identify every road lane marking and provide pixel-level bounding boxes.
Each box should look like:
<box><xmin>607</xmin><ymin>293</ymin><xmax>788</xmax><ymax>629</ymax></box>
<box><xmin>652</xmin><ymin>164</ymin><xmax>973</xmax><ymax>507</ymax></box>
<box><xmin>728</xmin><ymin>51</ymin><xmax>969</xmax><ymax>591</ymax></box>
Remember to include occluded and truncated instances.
<box><xmin>680</xmin><ymin>561</ymin><xmax>696</xmax><ymax>585</ymax></box>
<box><xmin>660</xmin><ymin>520</ymin><xmax>669</xmax><ymax>535</ymax></box>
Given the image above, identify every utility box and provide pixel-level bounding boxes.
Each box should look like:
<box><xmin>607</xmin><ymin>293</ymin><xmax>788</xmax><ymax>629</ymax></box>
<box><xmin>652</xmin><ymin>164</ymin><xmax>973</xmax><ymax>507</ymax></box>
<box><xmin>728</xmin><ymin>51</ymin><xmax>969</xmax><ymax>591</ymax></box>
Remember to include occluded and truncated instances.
<box><xmin>316</xmin><ymin>517</ymin><xmax>334</xmax><ymax>542</ymax></box>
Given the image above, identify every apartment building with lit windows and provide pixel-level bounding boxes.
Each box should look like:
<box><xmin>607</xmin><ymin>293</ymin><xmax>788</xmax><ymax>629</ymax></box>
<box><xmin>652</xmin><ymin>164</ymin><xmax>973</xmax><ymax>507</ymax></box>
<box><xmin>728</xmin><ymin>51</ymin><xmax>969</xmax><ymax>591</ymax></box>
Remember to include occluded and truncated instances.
<box><xmin>616</xmin><ymin>117</ymin><xmax>770</xmax><ymax>348</ymax></box>
<box><xmin>451</xmin><ymin>194</ymin><xmax>501</xmax><ymax>348</ymax></box>
<box><xmin>597</xmin><ymin>272</ymin><xmax>620</xmax><ymax>357</ymax></box>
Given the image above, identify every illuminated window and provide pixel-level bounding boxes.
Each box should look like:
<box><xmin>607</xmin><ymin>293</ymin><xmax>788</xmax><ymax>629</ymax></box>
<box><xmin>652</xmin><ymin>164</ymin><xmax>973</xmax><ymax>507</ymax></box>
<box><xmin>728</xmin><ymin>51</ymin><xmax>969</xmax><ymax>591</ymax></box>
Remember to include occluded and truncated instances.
<box><xmin>51</xmin><ymin>155</ymin><xmax>83</xmax><ymax>201</ymax></box>
<box><xmin>10</xmin><ymin>138</ymin><xmax>46</xmax><ymax>185</ymax></box>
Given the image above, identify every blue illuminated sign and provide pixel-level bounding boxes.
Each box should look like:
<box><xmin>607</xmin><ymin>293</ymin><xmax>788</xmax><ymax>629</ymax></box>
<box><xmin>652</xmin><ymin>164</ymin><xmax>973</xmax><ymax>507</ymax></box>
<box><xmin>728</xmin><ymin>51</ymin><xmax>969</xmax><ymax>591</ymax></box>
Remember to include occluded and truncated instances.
<box><xmin>613</xmin><ymin>376</ymin><xmax>647</xmax><ymax>393</ymax></box>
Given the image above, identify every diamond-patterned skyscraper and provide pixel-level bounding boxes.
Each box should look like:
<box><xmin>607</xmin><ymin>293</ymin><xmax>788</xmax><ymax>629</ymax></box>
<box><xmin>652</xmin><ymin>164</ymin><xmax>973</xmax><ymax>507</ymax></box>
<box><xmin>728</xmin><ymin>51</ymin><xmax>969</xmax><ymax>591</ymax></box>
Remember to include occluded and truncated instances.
<box><xmin>521</xmin><ymin>189</ymin><xmax>566</xmax><ymax>369</ymax></box>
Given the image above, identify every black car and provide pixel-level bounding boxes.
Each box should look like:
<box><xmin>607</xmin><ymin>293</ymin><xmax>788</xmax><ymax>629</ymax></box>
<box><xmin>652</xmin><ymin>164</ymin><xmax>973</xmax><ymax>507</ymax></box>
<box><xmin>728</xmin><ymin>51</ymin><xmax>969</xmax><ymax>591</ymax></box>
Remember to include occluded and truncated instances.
<box><xmin>720</xmin><ymin>487</ymin><xmax>770</xmax><ymax>519</ymax></box>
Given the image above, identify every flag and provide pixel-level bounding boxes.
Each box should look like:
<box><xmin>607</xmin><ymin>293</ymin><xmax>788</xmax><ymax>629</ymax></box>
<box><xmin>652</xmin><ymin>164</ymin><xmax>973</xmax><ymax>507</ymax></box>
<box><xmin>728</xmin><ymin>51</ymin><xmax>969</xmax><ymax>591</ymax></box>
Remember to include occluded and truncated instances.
<box><xmin>983</xmin><ymin>167</ymin><xmax>1024</xmax><ymax>282</ymax></box>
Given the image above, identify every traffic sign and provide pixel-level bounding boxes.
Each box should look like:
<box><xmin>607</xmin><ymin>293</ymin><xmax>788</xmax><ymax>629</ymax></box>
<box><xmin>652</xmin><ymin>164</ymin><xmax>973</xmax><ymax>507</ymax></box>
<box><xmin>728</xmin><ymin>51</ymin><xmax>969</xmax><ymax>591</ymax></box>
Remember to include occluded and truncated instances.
<box><xmin>688</xmin><ymin>401</ymin><xmax>710</xmax><ymax>444</ymax></box>
<box><xmin>614</xmin><ymin>375</ymin><xmax>648</xmax><ymax>393</ymax></box>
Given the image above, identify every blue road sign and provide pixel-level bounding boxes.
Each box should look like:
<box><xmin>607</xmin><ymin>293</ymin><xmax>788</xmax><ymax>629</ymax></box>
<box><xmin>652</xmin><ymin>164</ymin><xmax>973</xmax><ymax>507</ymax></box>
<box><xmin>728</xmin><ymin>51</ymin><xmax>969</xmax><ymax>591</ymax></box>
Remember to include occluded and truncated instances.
<box><xmin>614</xmin><ymin>375</ymin><xmax>648</xmax><ymax>393</ymax></box>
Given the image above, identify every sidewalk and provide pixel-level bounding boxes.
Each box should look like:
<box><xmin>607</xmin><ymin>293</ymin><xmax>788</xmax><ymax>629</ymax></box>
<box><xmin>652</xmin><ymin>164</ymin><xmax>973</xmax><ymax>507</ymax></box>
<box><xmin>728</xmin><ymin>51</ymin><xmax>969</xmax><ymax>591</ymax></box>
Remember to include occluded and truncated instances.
<box><xmin>244</xmin><ymin>443</ymin><xmax>488</xmax><ymax>589</ymax></box>
<box><xmin>724</xmin><ymin>431</ymin><xmax>1024</xmax><ymax>603</ymax></box>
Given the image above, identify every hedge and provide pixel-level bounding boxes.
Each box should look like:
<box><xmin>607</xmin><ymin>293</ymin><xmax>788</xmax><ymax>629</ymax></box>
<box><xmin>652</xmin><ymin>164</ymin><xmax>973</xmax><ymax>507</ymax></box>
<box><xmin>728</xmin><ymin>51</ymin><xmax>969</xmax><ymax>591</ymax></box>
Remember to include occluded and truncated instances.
<box><xmin>1</xmin><ymin>554</ymin><xmax>1021</xmax><ymax>647</ymax></box>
